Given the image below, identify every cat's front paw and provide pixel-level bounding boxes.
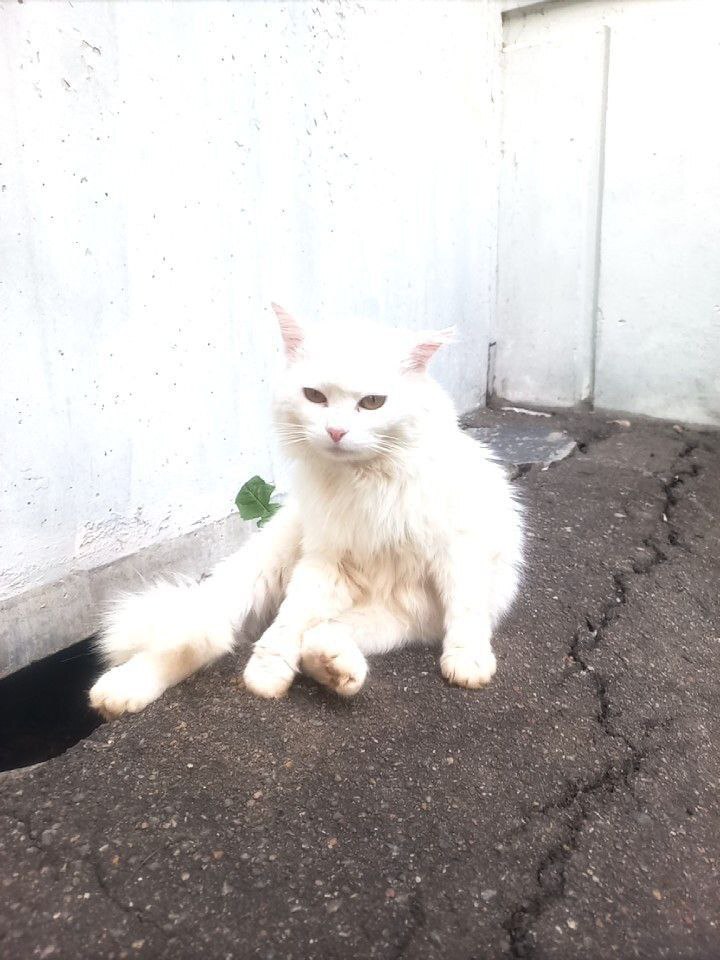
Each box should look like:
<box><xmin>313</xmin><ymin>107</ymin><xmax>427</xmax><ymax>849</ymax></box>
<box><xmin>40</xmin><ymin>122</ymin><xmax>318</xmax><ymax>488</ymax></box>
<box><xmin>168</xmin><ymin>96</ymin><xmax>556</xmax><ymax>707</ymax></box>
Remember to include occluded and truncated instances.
<box><xmin>243</xmin><ymin>650</ymin><xmax>295</xmax><ymax>699</ymax></box>
<box><xmin>301</xmin><ymin>623</ymin><xmax>368</xmax><ymax>697</ymax></box>
<box><xmin>89</xmin><ymin>660</ymin><xmax>164</xmax><ymax>720</ymax></box>
<box><xmin>440</xmin><ymin>646</ymin><xmax>496</xmax><ymax>689</ymax></box>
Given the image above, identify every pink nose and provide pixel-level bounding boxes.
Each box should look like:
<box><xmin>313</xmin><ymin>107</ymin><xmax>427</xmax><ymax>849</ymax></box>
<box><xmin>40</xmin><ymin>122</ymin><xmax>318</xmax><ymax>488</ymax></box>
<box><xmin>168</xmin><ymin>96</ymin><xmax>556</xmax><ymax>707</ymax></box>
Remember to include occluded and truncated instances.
<box><xmin>326</xmin><ymin>427</ymin><xmax>347</xmax><ymax>444</ymax></box>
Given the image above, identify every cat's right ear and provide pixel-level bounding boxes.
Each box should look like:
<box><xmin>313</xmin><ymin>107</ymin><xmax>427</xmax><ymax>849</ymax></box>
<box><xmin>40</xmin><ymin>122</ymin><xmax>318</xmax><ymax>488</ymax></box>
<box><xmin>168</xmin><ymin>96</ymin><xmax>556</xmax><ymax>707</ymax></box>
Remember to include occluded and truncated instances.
<box><xmin>404</xmin><ymin>326</ymin><xmax>456</xmax><ymax>372</ymax></box>
<box><xmin>271</xmin><ymin>303</ymin><xmax>304</xmax><ymax>361</ymax></box>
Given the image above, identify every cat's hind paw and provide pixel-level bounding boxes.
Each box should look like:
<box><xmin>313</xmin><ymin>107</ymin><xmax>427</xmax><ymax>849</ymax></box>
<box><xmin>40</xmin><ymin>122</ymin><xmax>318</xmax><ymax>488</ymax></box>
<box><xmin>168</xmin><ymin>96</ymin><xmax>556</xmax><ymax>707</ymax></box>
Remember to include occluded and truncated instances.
<box><xmin>301</xmin><ymin>623</ymin><xmax>368</xmax><ymax>697</ymax></box>
<box><xmin>440</xmin><ymin>647</ymin><xmax>496</xmax><ymax>689</ymax></box>
<box><xmin>89</xmin><ymin>659</ymin><xmax>165</xmax><ymax>720</ymax></box>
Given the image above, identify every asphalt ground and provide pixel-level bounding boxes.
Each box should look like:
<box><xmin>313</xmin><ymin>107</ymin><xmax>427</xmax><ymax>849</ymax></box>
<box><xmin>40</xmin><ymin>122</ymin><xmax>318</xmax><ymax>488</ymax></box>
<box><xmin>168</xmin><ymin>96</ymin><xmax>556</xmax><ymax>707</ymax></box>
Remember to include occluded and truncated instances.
<box><xmin>2</xmin><ymin>410</ymin><xmax>718</xmax><ymax>960</ymax></box>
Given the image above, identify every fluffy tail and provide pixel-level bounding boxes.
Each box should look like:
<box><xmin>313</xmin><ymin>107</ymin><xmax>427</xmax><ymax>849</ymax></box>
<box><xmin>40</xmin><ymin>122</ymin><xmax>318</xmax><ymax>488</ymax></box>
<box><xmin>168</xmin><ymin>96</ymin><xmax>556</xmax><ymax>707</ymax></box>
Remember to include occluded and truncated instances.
<box><xmin>89</xmin><ymin>504</ymin><xmax>301</xmax><ymax>719</ymax></box>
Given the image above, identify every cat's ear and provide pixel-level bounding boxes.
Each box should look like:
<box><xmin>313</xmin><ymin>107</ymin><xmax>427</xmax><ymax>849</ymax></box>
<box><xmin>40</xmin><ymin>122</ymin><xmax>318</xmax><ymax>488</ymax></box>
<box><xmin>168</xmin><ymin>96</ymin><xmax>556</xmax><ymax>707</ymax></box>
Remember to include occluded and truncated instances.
<box><xmin>405</xmin><ymin>326</ymin><xmax>456</xmax><ymax>372</ymax></box>
<box><xmin>271</xmin><ymin>303</ymin><xmax>304</xmax><ymax>360</ymax></box>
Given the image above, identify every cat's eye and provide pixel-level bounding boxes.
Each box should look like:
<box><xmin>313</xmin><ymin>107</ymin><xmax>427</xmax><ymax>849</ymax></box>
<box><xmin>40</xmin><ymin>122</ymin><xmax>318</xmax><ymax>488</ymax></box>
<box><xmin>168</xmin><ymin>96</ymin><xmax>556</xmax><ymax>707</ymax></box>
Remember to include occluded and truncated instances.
<box><xmin>358</xmin><ymin>395</ymin><xmax>386</xmax><ymax>411</ymax></box>
<box><xmin>303</xmin><ymin>387</ymin><xmax>327</xmax><ymax>405</ymax></box>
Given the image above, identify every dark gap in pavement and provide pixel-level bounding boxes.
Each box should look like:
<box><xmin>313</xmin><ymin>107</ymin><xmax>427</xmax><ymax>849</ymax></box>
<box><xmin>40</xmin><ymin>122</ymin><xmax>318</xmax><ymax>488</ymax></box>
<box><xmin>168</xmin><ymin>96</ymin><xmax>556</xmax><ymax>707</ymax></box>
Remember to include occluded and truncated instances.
<box><xmin>0</xmin><ymin>636</ymin><xmax>103</xmax><ymax>772</ymax></box>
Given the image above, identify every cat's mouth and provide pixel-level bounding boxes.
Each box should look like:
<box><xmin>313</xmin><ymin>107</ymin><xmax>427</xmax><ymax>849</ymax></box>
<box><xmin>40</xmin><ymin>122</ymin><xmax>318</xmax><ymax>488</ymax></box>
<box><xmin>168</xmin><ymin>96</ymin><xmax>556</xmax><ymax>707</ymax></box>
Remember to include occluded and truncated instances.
<box><xmin>326</xmin><ymin>445</ymin><xmax>357</xmax><ymax>457</ymax></box>
<box><xmin>321</xmin><ymin>442</ymin><xmax>373</xmax><ymax>463</ymax></box>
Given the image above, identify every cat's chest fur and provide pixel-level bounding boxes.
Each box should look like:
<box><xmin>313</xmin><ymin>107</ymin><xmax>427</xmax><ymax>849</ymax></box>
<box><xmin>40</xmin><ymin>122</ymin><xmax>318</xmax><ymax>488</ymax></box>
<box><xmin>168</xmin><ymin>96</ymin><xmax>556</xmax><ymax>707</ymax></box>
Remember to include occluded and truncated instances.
<box><xmin>295</xmin><ymin>460</ymin><xmax>432</xmax><ymax>560</ymax></box>
<box><xmin>290</xmin><ymin>453</ymin><xmax>447</xmax><ymax>628</ymax></box>
<box><xmin>297</xmin><ymin>467</ymin><xmax>438</xmax><ymax>626</ymax></box>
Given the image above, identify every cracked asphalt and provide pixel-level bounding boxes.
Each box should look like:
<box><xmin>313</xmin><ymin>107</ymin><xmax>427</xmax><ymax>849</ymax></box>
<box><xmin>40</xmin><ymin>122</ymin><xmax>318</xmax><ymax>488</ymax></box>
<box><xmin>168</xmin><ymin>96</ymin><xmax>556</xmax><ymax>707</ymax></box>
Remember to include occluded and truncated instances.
<box><xmin>1</xmin><ymin>411</ymin><xmax>719</xmax><ymax>960</ymax></box>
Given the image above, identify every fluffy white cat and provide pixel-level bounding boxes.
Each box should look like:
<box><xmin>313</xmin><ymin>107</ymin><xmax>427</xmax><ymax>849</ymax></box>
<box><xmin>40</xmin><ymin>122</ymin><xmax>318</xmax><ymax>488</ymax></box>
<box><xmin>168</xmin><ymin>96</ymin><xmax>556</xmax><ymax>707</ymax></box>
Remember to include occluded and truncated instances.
<box><xmin>89</xmin><ymin>306</ymin><xmax>524</xmax><ymax>718</ymax></box>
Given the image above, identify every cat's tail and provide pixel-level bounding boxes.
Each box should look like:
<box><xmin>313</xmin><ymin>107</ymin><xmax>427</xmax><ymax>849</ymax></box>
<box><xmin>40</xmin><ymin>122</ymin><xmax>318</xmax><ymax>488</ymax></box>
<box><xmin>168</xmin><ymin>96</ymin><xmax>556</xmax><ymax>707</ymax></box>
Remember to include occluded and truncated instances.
<box><xmin>89</xmin><ymin>503</ymin><xmax>301</xmax><ymax>719</ymax></box>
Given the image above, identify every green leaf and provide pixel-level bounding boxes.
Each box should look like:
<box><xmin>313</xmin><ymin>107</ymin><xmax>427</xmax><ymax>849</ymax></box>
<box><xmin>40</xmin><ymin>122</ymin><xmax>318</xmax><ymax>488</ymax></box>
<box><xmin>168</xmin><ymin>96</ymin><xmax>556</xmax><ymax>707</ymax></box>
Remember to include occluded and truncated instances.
<box><xmin>235</xmin><ymin>475</ymin><xmax>282</xmax><ymax>527</ymax></box>
<box><xmin>256</xmin><ymin>501</ymin><xmax>282</xmax><ymax>528</ymax></box>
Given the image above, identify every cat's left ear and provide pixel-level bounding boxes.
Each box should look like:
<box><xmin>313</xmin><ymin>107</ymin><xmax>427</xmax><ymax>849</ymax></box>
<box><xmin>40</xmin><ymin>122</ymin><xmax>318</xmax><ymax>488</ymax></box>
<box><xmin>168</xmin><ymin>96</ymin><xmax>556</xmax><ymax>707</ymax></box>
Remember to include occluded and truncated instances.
<box><xmin>405</xmin><ymin>326</ymin><xmax>456</xmax><ymax>372</ymax></box>
<box><xmin>271</xmin><ymin>303</ymin><xmax>304</xmax><ymax>360</ymax></box>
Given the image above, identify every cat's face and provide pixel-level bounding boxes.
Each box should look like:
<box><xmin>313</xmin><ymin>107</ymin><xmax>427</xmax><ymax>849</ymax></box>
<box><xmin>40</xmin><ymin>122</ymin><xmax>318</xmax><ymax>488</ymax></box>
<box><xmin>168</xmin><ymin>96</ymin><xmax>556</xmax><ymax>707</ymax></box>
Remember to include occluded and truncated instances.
<box><xmin>271</xmin><ymin>305</ymin><xmax>453</xmax><ymax>464</ymax></box>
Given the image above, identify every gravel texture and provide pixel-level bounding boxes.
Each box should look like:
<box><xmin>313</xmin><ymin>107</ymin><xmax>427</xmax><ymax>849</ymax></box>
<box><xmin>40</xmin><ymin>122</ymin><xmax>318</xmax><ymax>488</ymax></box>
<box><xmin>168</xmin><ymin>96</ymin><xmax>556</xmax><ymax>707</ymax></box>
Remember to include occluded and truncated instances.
<box><xmin>1</xmin><ymin>411</ymin><xmax>719</xmax><ymax>960</ymax></box>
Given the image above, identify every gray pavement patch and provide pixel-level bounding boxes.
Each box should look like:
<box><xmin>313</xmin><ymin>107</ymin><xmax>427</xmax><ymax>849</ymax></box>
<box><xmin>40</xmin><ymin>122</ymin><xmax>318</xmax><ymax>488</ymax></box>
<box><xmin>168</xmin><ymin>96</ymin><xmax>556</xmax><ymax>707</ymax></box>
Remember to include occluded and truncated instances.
<box><xmin>465</xmin><ymin>424</ymin><xmax>577</xmax><ymax>470</ymax></box>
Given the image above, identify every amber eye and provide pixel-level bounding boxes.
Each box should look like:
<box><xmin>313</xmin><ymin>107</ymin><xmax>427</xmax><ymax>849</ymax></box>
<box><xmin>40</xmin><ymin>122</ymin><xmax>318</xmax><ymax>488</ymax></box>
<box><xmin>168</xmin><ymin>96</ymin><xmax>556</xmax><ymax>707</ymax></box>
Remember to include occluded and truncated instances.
<box><xmin>358</xmin><ymin>395</ymin><xmax>386</xmax><ymax>411</ymax></box>
<box><xmin>303</xmin><ymin>387</ymin><xmax>327</xmax><ymax>405</ymax></box>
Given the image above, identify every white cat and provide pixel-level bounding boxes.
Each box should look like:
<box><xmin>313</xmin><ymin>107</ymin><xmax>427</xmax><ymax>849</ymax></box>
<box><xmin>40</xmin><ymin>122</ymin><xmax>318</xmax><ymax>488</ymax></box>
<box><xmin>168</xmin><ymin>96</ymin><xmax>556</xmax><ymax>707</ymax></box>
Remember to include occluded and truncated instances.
<box><xmin>89</xmin><ymin>306</ymin><xmax>524</xmax><ymax>718</ymax></box>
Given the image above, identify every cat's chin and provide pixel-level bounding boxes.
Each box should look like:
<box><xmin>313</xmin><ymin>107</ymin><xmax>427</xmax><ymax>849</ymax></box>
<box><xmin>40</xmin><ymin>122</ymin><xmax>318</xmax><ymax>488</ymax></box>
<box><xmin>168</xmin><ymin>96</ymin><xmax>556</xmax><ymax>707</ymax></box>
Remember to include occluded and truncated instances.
<box><xmin>318</xmin><ymin>446</ymin><xmax>374</xmax><ymax>463</ymax></box>
<box><xmin>280</xmin><ymin>438</ymin><xmax>385</xmax><ymax>466</ymax></box>
<box><xmin>308</xmin><ymin>443</ymin><xmax>380</xmax><ymax>465</ymax></box>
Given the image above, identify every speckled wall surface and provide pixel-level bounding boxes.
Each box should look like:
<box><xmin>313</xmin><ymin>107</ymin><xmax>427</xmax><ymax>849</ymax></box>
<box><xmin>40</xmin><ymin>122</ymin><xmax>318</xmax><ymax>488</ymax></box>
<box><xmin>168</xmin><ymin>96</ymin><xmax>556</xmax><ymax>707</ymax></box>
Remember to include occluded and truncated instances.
<box><xmin>0</xmin><ymin>0</ymin><xmax>500</xmax><ymax>637</ymax></box>
<box><xmin>4</xmin><ymin>0</ymin><xmax>718</xmax><ymax>676</ymax></box>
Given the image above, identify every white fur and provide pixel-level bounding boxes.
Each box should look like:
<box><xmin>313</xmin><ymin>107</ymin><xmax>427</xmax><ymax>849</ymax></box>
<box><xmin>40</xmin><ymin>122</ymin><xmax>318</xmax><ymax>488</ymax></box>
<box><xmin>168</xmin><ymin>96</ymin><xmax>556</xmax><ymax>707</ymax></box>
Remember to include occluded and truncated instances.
<box><xmin>89</xmin><ymin>309</ymin><xmax>523</xmax><ymax>718</ymax></box>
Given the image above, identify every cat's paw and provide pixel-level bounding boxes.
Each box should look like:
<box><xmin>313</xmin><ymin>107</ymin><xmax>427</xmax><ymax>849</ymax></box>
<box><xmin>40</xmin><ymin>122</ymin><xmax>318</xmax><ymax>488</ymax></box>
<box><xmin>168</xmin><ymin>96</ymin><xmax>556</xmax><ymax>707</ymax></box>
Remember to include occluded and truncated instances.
<box><xmin>440</xmin><ymin>646</ymin><xmax>497</xmax><ymax>689</ymax></box>
<box><xmin>89</xmin><ymin>660</ymin><xmax>164</xmax><ymax>720</ymax></box>
<box><xmin>301</xmin><ymin>624</ymin><xmax>368</xmax><ymax>697</ymax></box>
<box><xmin>243</xmin><ymin>650</ymin><xmax>295</xmax><ymax>699</ymax></box>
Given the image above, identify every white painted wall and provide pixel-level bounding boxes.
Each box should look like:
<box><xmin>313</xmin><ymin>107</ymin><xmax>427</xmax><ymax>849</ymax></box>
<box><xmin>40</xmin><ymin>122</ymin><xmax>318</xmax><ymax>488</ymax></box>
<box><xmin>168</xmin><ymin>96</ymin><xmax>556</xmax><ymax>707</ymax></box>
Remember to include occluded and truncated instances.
<box><xmin>0</xmin><ymin>0</ymin><xmax>500</xmax><ymax>651</ymax></box>
<box><xmin>4</xmin><ymin>0</ymin><xmax>718</xmax><ymax>673</ymax></box>
<box><xmin>594</xmin><ymin>5</ymin><xmax>720</xmax><ymax>424</ymax></box>
<box><xmin>497</xmin><ymin>0</ymin><xmax>720</xmax><ymax>425</ymax></box>
<box><xmin>495</xmin><ymin>24</ymin><xmax>608</xmax><ymax>405</ymax></box>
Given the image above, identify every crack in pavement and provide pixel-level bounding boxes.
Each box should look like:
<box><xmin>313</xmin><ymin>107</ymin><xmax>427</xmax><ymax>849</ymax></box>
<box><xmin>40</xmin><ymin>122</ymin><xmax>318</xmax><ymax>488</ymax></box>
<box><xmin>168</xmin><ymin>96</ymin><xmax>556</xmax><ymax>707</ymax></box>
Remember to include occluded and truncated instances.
<box><xmin>0</xmin><ymin>807</ymin><xmax>167</xmax><ymax>947</ymax></box>
<box><xmin>504</xmin><ymin>719</ymin><xmax>669</xmax><ymax>958</ymax></box>
<box><xmin>91</xmin><ymin>857</ymin><xmax>169</xmax><ymax>943</ymax></box>
<box><xmin>567</xmin><ymin>443</ymin><xmax>700</xmax><ymax>733</ymax></box>
<box><xmin>389</xmin><ymin>890</ymin><xmax>427</xmax><ymax>960</ymax></box>
<box><xmin>502</xmin><ymin>441</ymin><xmax>702</xmax><ymax>959</ymax></box>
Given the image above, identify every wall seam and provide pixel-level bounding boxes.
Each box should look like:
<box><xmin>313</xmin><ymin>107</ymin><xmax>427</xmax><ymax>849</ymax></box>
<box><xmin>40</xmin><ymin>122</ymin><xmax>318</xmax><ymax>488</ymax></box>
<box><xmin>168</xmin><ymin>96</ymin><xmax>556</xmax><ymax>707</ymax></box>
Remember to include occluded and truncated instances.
<box><xmin>587</xmin><ymin>24</ymin><xmax>611</xmax><ymax>406</ymax></box>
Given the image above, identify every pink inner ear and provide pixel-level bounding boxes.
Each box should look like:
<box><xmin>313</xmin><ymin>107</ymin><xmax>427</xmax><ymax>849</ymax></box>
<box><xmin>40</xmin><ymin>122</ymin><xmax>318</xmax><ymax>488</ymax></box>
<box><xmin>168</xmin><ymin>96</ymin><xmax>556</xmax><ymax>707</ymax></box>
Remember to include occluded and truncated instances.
<box><xmin>407</xmin><ymin>327</ymin><xmax>456</xmax><ymax>371</ymax></box>
<box><xmin>271</xmin><ymin>303</ymin><xmax>304</xmax><ymax>360</ymax></box>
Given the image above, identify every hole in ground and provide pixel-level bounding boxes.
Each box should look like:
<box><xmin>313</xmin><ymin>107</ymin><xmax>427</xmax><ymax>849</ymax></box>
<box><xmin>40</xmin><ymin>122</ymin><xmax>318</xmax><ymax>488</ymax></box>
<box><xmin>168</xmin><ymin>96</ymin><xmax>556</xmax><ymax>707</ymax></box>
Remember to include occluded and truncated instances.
<box><xmin>0</xmin><ymin>637</ymin><xmax>103</xmax><ymax>773</ymax></box>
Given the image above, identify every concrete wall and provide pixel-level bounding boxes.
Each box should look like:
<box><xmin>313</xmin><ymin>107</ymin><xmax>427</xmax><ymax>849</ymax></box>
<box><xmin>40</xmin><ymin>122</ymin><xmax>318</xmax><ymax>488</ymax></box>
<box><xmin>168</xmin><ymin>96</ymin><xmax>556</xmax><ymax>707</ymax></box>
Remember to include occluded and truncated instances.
<box><xmin>4</xmin><ymin>0</ymin><xmax>719</xmax><ymax>675</ymax></box>
<box><xmin>0</xmin><ymin>1</ymin><xmax>501</xmax><ymax>673</ymax></box>
<box><xmin>496</xmin><ymin>0</ymin><xmax>720</xmax><ymax>426</ymax></box>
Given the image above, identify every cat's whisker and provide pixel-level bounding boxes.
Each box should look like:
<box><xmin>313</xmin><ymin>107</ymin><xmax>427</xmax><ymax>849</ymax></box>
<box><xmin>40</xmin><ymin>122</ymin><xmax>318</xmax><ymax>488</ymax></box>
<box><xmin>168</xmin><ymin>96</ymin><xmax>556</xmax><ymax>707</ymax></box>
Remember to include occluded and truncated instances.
<box><xmin>373</xmin><ymin>436</ymin><xmax>407</xmax><ymax>453</ymax></box>
<box><xmin>275</xmin><ymin>424</ymin><xmax>309</xmax><ymax>442</ymax></box>
<box><xmin>372</xmin><ymin>438</ymin><xmax>406</xmax><ymax>455</ymax></box>
<box><xmin>368</xmin><ymin>444</ymin><xmax>404</xmax><ymax>467</ymax></box>
<box><xmin>376</xmin><ymin>443</ymin><xmax>405</xmax><ymax>456</ymax></box>
<box><xmin>279</xmin><ymin>437</ymin><xmax>309</xmax><ymax>447</ymax></box>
